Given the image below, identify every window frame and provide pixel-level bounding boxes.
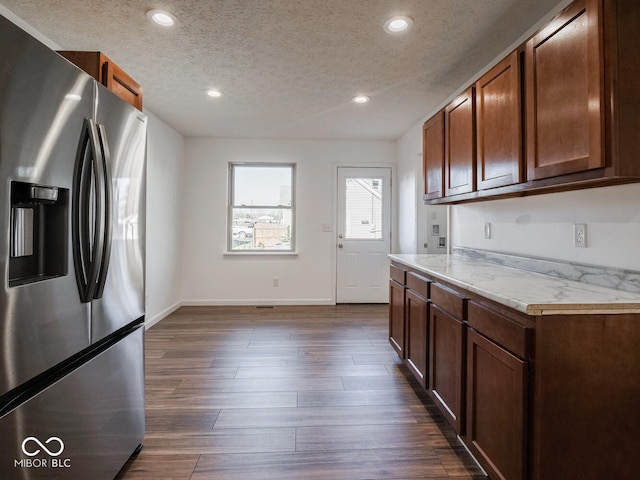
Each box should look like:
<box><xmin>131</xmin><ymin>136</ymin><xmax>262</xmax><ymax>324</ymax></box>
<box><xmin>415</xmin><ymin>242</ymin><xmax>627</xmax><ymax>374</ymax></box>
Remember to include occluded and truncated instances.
<box><xmin>227</xmin><ymin>162</ymin><xmax>296</xmax><ymax>253</ymax></box>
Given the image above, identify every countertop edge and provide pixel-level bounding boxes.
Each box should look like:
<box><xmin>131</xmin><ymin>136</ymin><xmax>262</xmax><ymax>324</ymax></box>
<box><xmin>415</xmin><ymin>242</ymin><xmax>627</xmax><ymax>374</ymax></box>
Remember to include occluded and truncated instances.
<box><xmin>389</xmin><ymin>254</ymin><xmax>640</xmax><ymax>316</ymax></box>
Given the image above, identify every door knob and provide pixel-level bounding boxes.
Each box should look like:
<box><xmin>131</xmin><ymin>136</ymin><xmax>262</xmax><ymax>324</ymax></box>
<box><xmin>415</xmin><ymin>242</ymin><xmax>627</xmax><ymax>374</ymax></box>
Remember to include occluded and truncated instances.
<box><xmin>338</xmin><ymin>243</ymin><xmax>343</xmax><ymax>248</ymax></box>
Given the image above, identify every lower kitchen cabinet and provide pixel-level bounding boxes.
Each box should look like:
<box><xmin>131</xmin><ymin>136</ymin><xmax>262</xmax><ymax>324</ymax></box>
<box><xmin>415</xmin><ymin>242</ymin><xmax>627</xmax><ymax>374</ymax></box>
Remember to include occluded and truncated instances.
<box><xmin>388</xmin><ymin>279</ymin><xmax>406</xmax><ymax>357</ymax></box>
<box><xmin>389</xmin><ymin>258</ymin><xmax>640</xmax><ymax>480</ymax></box>
<box><xmin>428</xmin><ymin>304</ymin><xmax>466</xmax><ymax>433</ymax></box>
<box><xmin>405</xmin><ymin>289</ymin><xmax>428</xmax><ymax>387</ymax></box>
<box><xmin>466</xmin><ymin>328</ymin><xmax>527</xmax><ymax>480</ymax></box>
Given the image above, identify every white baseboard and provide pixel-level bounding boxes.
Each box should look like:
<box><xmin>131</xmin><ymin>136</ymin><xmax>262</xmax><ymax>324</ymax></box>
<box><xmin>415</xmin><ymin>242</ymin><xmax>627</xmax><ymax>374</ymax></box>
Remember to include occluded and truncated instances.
<box><xmin>181</xmin><ymin>298</ymin><xmax>336</xmax><ymax>306</ymax></box>
<box><xmin>145</xmin><ymin>301</ymin><xmax>182</xmax><ymax>329</ymax></box>
<box><xmin>144</xmin><ymin>299</ymin><xmax>338</xmax><ymax>329</ymax></box>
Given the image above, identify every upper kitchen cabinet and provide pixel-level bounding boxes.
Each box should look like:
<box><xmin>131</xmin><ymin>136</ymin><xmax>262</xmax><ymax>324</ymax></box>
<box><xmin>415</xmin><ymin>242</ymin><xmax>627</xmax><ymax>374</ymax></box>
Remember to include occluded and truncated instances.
<box><xmin>525</xmin><ymin>0</ymin><xmax>603</xmax><ymax>181</ymax></box>
<box><xmin>444</xmin><ymin>87</ymin><xmax>476</xmax><ymax>196</ymax></box>
<box><xmin>58</xmin><ymin>51</ymin><xmax>143</xmax><ymax>111</ymax></box>
<box><xmin>423</xmin><ymin>0</ymin><xmax>640</xmax><ymax>205</ymax></box>
<box><xmin>423</xmin><ymin>111</ymin><xmax>445</xmax><ymax>200</ymax></box>
<box><xmin>476</xmin><ymin>51</ymin><xmax>523</xmax><ymax>190</ymax></box>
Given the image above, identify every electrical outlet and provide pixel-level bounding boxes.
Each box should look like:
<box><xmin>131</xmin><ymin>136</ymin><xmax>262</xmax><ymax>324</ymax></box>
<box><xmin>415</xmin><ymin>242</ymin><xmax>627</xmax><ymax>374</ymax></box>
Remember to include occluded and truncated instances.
<box><xmin>272</xmin><ymin>278</ymin><xmax>279</xmax><ymax>287</ymax></box>
<box><xmin>573</xmin><ymin>224</ymin><xmax>587</xmax><ymax>248</ymax></box>
<box><xmin>484</xmin><ymin>223</ymin><xmax>491</xmax><ymax>239</ymax></box>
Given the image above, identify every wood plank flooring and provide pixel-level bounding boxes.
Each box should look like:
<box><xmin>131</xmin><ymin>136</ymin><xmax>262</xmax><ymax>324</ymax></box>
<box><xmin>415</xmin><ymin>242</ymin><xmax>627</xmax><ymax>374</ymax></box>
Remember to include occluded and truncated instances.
<box><xmin>116</xmin><ymin>305</ymin><xmax>487</xmax><ymax>480</ymax></box>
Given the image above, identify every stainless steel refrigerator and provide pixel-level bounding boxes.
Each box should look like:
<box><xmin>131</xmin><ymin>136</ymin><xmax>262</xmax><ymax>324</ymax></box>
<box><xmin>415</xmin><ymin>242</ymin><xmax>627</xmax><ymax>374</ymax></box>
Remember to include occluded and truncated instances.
<box><xmin>0</xmin><ymin>14</ymin><xmax>146</xmax><ymax>480</ymax></box>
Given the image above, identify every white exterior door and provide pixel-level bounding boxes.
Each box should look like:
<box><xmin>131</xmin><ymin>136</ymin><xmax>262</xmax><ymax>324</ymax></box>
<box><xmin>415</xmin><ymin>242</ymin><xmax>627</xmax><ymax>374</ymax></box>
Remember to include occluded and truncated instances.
<box><xmin>336</xmin><ymin>167</ymin><xmax>391</xmax><ymax>303</ymax></box>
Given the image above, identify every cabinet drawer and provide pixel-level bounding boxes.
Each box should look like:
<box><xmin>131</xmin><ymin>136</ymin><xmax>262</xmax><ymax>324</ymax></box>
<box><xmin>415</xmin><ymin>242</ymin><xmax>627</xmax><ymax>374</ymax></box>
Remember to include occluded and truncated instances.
<box><xmin>406</xmin><ymin>272</ymin><xmax>430</xmax><ymax>298</ymax></box>
<box><xmin>468</xmin><ymin>302</ymin><xmax>528</xmax><ymax>358</ymax></box>
<box><xmin>431</xmin><ymin>283</ymin><xmax>467</xmax><ymax>319</ymax></box>
<box><xmin>390</xmin><ymin>265</ymin><xmax>406</xmax><ymax>285</ymax></box>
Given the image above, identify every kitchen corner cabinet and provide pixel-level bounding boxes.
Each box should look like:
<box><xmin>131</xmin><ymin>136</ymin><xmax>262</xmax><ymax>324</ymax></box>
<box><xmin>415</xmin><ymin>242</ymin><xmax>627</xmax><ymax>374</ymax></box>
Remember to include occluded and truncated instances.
<box><xmin>444</xmin><ymin>87</ymin><xmax>476</xmax><ymax>196</ymax></box>
<box><xmin>405</xmin><ymin>273</ymin><xmax>431</xmax><ymax>387</ymax></box>
<box><xmin>476</xmin><ymin>50</ymin><xmax>523</xmax><ymax>190</ymax></box>
<box><xmin>428</xmin><ymin>283</ymin><xmax>467</xmax><ymax>433</ymax></box>
<box><xmin>422</xmin><ymin>111</ymin><xmax>445</xmax><ymax>200</ymax></box>
<box><xmin>58</xmin><ymin>51</ymin><xmax>143</xmax><ymax>110</ymax></box>
<box><xmin>388</xmin><ymin>266</ymin><xmax>406</xmax><ymax>357</ymax></box>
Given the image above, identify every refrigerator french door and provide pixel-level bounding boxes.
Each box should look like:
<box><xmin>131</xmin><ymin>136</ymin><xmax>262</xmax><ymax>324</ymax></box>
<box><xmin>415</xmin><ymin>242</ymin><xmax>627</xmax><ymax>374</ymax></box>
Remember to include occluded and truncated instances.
<box><xmin>0</xmin><ymin>14</ymin><xmax>146</xmax><ymax>480</ymax></box>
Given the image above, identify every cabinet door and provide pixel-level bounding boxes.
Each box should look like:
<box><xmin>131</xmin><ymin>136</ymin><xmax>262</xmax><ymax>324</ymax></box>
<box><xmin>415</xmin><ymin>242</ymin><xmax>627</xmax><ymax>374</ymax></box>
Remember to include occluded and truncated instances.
<box><xmin>466</xmin><ymin>329</ymin><xmax>527</xmax><ymax>480</ymax></box>
<box><xmin>428</xmin><ymin>305</ymin><xmax>465</xmax><ymax>433</ymax></box>
<box><xmin>476</xmin><ymin>51</ymin><xmax>523</xmax><ymax>190</ymax></box>
<box><xmin>525</xmin><ymin>0</ymin><xmax>603</xmax><ymax>180</ymax></box>
<box><xmin>423</xmin><ymin>111</ymin><xmax>445</xmax><ymax>200</ymax></box>
<box><xmin>102</xmin><ymin>60</ymin><xmax>143</xmax><ymax>111</ymax></box>
<box><xmin>405</xmin><ymin>290</ymin><xmax>428</xmax><ymax>387</ymax></box>
<box><xmin>389</xmin><ymin>280</ymin><xmax>406</xmax><ymax>358</ymax></box>
<box><xmin>445</xmin><ymin>87</ymin><xmax>476</xmax><ymax>196</ymax></box>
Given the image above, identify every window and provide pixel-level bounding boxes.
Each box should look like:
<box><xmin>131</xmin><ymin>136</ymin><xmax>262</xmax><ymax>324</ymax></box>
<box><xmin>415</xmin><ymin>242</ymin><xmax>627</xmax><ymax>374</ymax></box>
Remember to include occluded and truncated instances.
<box><xmin>228</xmin><ymin>163</ymin><xmax>295</xmax><ymax>252</ymax></box>
<box><xmin>344</xmin><ymin>177</ymin><xmax>383</xmax><ymax>239</ymax></box>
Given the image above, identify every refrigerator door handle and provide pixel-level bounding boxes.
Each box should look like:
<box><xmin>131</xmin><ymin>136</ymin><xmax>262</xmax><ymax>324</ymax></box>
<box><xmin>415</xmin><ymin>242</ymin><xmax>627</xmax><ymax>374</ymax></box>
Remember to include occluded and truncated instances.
<box><xmin>94</xmin><ymin>124</ymin><xmax>113</xmax><ymax>299</ymax></box>
<box><xmin>72</xmin><ymin>118</ymin><xmax>106</xmax><ymax>303</ymax></box>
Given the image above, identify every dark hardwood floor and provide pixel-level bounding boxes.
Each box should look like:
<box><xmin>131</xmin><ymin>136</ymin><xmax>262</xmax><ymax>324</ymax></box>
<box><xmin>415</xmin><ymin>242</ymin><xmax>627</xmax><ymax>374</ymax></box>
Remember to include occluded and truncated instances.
<box><xmin>116</xmin><ymin>305</ymin><xmax>487</xmax><ymax>480</ymax></box>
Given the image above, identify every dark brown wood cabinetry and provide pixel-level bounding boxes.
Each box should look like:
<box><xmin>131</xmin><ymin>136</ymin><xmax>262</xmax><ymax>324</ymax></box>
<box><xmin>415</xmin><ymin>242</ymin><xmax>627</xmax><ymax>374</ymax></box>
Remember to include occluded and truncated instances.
<box><xmin>445</xmin><ymin>87</ymin><xmax>476</xmax><ymax>196</ymax></box>
<box><xmin>476</xmin><ymin>51</ymin><xmax>523</xmax><ymax>190</ymax></box>
<box><xmin>465</xmin><ymin>302</ymin><xmax>529</xmax><ymax>480</ymax></box>
<box><xmin>405</xmin><ymin>289</ymin><xmax>428</xmax><ymax>386</ymax></box>
<box><xmin>389</xmin><ymin>259</ymin><xmax>640</xmax><ymax>480</ymax></box>
<box><xmin>422</xmin><ymin>111</ymin><xmax>445</xmax><ymax>200</ymax></box>
<box><xmin>389</xmin><ymin>268</ymin><xmax>431</xmax><ymax>386</ymax></box>
<box><xmin>423</xmin><ymin>0</ymin><xmax>640</xmax><ymax>205</ymax></box>
<box><xmin>58</xmin><ymin>51</ymin><xmax>143</xmax><ymax>110</ymax></box>
<box><xmin>525</xmin><ymin>0</ymin><xmax>603</xmax><ymax>181</ymax></box>
<box><xmin>388</xmin><ymin>276</ymin><xmax>406</xmax><ymax>357</ymax></box>
<box><xmin>428</xmin><ymin>293</ymin><xmax>466</xmax><ymax>433</ymax></box>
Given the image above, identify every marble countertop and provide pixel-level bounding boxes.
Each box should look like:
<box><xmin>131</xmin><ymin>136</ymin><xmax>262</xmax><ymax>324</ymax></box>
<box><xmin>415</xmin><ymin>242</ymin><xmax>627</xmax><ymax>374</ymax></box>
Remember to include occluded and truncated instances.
<box><xmin>389</xmin><ymin>254</ymin><xmax>640</xmax><ymax>316</ymax></box>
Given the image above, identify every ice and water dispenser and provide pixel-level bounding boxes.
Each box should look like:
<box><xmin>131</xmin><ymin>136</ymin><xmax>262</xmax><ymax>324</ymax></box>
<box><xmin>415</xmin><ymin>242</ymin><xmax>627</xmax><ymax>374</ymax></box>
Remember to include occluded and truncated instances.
<box><xmin>9</xmin><ymin>181</ymin><xmax>68</xmax><ymax>286</ymax></box>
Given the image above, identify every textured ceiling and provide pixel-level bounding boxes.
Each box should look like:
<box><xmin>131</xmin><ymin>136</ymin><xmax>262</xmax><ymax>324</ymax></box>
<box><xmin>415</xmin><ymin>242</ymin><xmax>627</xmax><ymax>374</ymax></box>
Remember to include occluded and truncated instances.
<box><xmin>1</xmin><ymin>0</ymin><xmax>564</xmax><ymax>140</ymax></box>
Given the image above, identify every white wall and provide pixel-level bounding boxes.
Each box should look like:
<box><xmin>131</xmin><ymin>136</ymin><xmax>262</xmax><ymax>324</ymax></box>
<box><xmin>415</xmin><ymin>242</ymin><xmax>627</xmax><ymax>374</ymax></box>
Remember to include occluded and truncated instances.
<box><xmin>395</xmin><ymin>123</ymin><xmax>420</xmax><ymax>253</ymax></box>
<box><xmin>144</xmin><ymin>111</ymin><xmax>185</xmax><ymax>326</ymax></box>
<box><xmin>181</xmin><ymin>138</ymin><xmax>395</xmax><ymax>305</ymax></box>
<box><xmin>395</xmin><ymin>116</ymin><xmax>449</xmax><ymax>255</ymax></box>
<box><xmin>451</xmin><ymin>183</ymin><xmax>640</xmax><ymax>271</ymax></box>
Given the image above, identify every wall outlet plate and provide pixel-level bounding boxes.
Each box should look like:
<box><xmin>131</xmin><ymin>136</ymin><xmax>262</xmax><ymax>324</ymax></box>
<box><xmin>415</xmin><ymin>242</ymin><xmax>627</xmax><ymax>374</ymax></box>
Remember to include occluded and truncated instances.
<box><xmin>484</xmin><ymin>223</ymin><xmax>491</xmax><ymax>239</ymax></box>
<box><xmin>573</xmin><ymin>224</ymin><xmax>587</xmax><ymax>248</ymax></box>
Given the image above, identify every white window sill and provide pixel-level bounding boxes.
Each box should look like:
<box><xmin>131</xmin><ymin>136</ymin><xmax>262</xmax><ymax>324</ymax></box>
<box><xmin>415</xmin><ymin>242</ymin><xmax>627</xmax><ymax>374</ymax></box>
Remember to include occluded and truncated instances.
<box><xmin>223</xmin><ymin>251</ymin><xmax>299</xmax><ymax>257</ymax></box>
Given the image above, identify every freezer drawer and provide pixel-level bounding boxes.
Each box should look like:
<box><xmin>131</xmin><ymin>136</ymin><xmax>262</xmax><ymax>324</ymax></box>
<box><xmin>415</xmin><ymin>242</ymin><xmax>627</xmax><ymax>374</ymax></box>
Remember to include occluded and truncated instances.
<box><xmin>0</xmin><ymin>326</ymin><xmax>144</xmax><ymax>479</ymax></box>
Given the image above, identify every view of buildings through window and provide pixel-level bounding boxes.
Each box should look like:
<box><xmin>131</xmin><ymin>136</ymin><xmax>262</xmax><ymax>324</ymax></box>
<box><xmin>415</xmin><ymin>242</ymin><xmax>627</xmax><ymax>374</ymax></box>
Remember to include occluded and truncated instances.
<box><xmin>229</xmin><ymin>163</ymin><xmax>295</xmax><ymax>251</ymax></box>
<box><xmin>344</xmin><ymin>177</ymin><xmax>383</xmax><ymax>239</ymax></box>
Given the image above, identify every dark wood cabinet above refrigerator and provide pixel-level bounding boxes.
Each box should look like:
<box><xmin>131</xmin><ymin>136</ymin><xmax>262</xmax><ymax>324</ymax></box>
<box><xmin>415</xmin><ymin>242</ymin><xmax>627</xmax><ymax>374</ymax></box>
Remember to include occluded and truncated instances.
<box><xmin>58</xmin><ymin>51</ymin><xmax>143</xmax><ymax>111</ymax></box>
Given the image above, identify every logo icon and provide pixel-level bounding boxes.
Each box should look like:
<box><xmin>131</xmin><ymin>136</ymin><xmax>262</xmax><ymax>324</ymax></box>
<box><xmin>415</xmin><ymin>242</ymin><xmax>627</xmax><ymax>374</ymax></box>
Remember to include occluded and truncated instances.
<box><xmin>21</xmin><ymin>437</ymin><xmax>65</xmax><ymax>457</ymax></box>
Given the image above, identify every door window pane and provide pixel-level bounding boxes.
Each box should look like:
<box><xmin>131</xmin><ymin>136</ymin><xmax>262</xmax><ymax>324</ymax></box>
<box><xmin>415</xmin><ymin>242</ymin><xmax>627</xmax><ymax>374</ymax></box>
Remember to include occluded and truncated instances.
<box><xmin>344</xmin><ymin>177</ymin><xmax>383</xmax><ymax>239</ymax></box>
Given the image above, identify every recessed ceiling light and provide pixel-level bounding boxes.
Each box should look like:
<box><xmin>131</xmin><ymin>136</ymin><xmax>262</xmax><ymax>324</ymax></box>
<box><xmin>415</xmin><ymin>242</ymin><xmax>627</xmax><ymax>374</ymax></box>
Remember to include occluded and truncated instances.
<box><xmin>146</xmin><ymin>9</ymin><xmax>177</xmax><ymax>27</ymax></box>
<box><xmin>383</xmin><ymin>16</ymin><xmax>413</xmax><ymax>34</ymax></box>
<box><xmin>352</xmin><ymin>95</ymin><xmax>370</xmax><ymax>104</ymax></box>
<box><xmin>206</xmin><ymin>89</ymin><xmax>223</xmax><ymax>98</ymax></box>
